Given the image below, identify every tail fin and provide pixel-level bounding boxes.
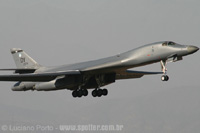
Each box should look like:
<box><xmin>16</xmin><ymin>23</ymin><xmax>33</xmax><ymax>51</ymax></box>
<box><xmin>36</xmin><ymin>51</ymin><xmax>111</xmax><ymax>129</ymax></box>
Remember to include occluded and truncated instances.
<box><xmin>10</xmin><ymin>48</ymin><xmax>41</xmax><ymax>69</ymax></box>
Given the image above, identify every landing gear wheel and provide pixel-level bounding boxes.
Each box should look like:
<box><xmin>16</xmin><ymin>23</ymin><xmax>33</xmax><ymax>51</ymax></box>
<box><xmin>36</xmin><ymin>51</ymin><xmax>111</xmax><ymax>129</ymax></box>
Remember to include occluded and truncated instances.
<box><xmin>82</xmin><ymin>89</ymin><xmax>88</xmax><ymax>96</ymax></box>
<box><xmin>161</xmin><ymin>75</ymin><xmax>169</xmax><ymax>81</ymax></box>
<box><xmin>72</xmin><ymin>91</ymin><xmax>78</xmax><ymax>98</ymax></box>
<box><xmin>77</xmin><ymin>90</ymin><xmax>83</xmax><ymax>98</ymax></box>
<box><xmin>161</xmin><ymin>75</ymin><xmax>165</xmax><ymax>81</ymax></box>
<box><xmin>102</xmin><ymin>89</ymin><xmax>108</xmax><ymax>96</ymax></box>
<box><xmin>92</xmin><ymin>90</ymin><xmax>98</xmax><ymax>97</ymax></box>
<box><xmin>97</xmin><ymin>89</ymin><xmax>103</xmax><ymax>97</ymax></box>
<box><xmin>165</xmin><ymin>75</ymin><xmax>169</xmax><ymax>81</ymax></box>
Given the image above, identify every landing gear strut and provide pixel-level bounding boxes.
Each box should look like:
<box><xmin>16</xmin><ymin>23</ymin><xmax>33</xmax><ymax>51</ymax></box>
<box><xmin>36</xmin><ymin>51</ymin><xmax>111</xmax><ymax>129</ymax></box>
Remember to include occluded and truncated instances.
<box><xmin>160</xmin><ymin>60</ymin><xmax>169</xmax><ymax>81</ymax></box>
<box><xmin>72</xmin><ymin>74</ymin><xmax>109</xmax><ymax>98</ymax></box>
<box><xmin>91</xmin><ymin>75</ymin><xmax>109</xmax><ymax>97</ymax></box>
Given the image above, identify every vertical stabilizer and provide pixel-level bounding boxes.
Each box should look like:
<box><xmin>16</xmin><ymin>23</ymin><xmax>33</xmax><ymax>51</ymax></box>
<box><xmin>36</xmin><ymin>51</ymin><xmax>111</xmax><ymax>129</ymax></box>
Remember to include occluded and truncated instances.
<box><xmin>10</xmin><ymin>48</ymin><xmax>41</xmax><ymax>69</ymax></box>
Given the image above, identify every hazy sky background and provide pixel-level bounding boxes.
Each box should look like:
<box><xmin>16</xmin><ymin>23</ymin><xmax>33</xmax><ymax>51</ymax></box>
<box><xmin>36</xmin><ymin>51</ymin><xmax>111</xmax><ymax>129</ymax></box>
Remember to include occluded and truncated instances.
<box><xmin>0</xmin><ymin>0</ymin><xmax>200</xmax><ymax>132</ymax></box>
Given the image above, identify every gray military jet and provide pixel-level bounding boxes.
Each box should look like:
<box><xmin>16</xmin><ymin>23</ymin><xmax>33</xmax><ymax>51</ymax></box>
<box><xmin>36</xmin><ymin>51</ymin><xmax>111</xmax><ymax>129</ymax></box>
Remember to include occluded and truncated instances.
<box><xmin>0</xmin><ymin>41</ymin><xmax>198</xmax><ymax>98</ymax></box>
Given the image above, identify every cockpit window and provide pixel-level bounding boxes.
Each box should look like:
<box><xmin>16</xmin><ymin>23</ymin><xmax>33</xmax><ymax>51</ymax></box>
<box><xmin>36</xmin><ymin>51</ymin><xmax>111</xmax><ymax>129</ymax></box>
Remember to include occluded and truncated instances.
<box><xmin>168</xmin><ymin>41</ymin><xmax>175</xmax><ymax>45</ymax></box>
<box><xmin>162</xmin><ymin>42</ymin><xmax>168</xmax><ymax>46</ymax></box>
<box><xmin>162</xmin><ymin>41</ymin><xmax>175</xmax><ymax>46</ymax></box>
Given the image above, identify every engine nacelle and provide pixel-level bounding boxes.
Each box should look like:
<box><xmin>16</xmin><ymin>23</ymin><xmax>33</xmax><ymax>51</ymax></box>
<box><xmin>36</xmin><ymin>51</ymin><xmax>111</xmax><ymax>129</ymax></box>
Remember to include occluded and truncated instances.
<box><xmin>13</xmin><ymin>76</ymin><xmax>82</xmax><ymax>91</ymax></box>
<box><xmin>35</xmin><ymin>80</ymin><xmax>58</xmax><ymax>91</ymax></box>
<box><xmin>34</xmin><ymin>76</ymin><xmax>81</xmax><ymax>91</ymax></box>
<box><xmin>12</xmin><ymin>82</ymin><xmax>35</xmax><ymax>91</ymax></box>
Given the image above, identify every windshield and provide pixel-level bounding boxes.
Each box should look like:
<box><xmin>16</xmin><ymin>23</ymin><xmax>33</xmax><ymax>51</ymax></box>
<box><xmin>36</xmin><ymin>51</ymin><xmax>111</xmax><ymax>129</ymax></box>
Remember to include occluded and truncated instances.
<box><xmin>162</xmin><ymin>41</ymin><xmax>176</xmax><ymax>46</ymax></box>
<box><xmin>168</xmin><ymin>41</ymin><xmax>175</xmax><ymax>45</ymax></box>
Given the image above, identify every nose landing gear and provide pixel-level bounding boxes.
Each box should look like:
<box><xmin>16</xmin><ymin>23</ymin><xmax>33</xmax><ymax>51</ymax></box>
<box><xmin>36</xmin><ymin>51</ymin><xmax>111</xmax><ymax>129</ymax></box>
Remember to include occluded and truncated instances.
<box><xmin>160</xmin><ymin>60</ymin><xmax>169</xmax><ymax>81</ymax></box>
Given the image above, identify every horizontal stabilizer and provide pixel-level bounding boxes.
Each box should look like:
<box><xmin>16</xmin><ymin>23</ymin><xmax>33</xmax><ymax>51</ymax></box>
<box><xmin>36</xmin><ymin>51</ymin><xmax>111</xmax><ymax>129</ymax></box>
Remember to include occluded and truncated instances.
<box><xmin>0</xmin><ymin>70</ymin><xmax>80</xmax><ymax>82</ymax></box>
<box><xmin>0</xmin><ymin>68</ymin><xmax>36</xmax><ymax>74</ymax></box>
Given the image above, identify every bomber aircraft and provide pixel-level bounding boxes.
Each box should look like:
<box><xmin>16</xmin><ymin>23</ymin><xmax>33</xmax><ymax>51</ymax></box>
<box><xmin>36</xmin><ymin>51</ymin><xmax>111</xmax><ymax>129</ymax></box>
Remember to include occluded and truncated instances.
<box><xmin>0</xmin><ymin>41</ymin><xmax>198</xmax><ymax>98</ymax></box>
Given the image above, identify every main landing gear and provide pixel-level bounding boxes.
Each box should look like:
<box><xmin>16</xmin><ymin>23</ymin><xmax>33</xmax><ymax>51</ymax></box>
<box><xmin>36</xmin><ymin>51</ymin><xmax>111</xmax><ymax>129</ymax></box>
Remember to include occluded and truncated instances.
<box><xmin>91</xmin><ymin>75</ymin><xmax>108</xmax><ymax>97</ymax></box>
<box><xmin>72</xmin><ymin>88</ymin><xmax>108</xmax><ymax>98</ymax></box>
<box><xmin>92</xmin><ymin>88</ymin><xmax>108</xmax><ymax>97</ymax></box>
<box><xmin>72</xmin><ymin>89</ymin><xmax>88</xmax><ymax>98</ymax></box>
<box><xmin>160</xmin><ymin>60</ymin><xmax>169</xmax><ymax>81</ymax></box>
<box><xmin>72</xmin><ymin>74</ymin><xmax>109</xmax><ymax>98</ymax></box>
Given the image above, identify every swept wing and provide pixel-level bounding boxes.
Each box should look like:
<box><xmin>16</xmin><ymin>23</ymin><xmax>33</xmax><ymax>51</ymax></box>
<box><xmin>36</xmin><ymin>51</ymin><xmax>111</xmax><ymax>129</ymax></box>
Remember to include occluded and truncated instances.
<box><xmin>0</xmin><ymin>70</ymin><xmax>80</xmax><ymax>82</ymax></box>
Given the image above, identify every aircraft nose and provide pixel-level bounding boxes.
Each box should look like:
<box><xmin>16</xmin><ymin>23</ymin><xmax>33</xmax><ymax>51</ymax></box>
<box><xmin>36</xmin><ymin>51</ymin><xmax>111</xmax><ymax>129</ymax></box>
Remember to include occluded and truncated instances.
<box><xmin>187</xmin><ymin>46</ymin><xmax>199</xmax><ymax>54</ymax></box>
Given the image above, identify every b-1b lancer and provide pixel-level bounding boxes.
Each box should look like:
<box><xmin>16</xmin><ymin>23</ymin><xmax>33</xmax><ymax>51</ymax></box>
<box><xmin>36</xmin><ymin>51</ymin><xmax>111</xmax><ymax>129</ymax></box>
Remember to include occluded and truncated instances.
<box><xmin>0</xmin><ymin>41</ymin><xmax>198</xmax><ymax>98</ymax></box>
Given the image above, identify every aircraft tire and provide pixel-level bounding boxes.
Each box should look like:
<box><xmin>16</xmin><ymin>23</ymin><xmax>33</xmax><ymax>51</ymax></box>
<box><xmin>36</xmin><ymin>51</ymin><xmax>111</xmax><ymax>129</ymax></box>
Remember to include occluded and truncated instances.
<box><xmin>165</xmin><ymin>75</ymin><xmax>169</xmax><ymax>81</ymax></box>
<box><xmin>161</xmin><ymin>75</ymin><xmax>169</xmax><ymax>81</ymax></box>
<box><xmin>82</xmin><ymin>89</ymin><xmax>88</xmax><ymax>96</ymax></box>
<box><xmin>77</xmin><ymin>90</ymin><xmax>83</xmax><ymax>98</ymax></box>
<box><xmin>161</xmin><ymin>75</ymin><xmax>165</xmax><ymax>81</ymax></box>
<box><xmin>97</xmin><ymin>89</ymin><xmax>103</xmax><ymax>97</ymax></box>
<box><xmin>92</xmin><ymin>90</ymin><xmax>97</xmax><ymax>97</ymax></box>
<box><xmin>72</xmin><ymin>91</ymin><xmax>78</xmax><ymax>98</ymax></box>
<box><xmin>102</xmin><ymin>89</ymin><xmax>108</xmax><ymax>96</ymax></box>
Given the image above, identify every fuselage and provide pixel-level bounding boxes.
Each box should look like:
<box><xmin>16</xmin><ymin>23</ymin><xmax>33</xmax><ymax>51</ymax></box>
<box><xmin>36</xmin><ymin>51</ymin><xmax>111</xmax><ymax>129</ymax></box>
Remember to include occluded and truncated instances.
<box><xmin>36</xmin><ymin>41</ymin><xmax>196</xmax><ymax>73</ymax></box>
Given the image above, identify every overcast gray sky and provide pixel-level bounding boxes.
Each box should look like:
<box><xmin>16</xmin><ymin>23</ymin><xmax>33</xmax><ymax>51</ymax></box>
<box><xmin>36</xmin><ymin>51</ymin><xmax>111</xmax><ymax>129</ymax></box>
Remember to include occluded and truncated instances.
<box><xmin>0</xmin><ymin>0</ymin><xmax>200</xmax><ymax>133</ymax></box>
